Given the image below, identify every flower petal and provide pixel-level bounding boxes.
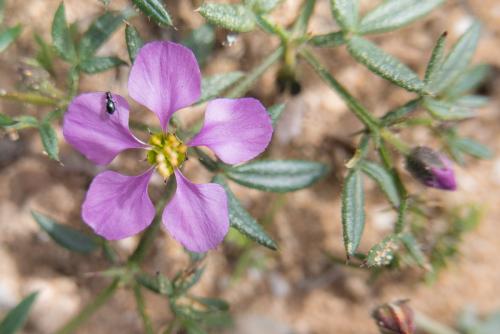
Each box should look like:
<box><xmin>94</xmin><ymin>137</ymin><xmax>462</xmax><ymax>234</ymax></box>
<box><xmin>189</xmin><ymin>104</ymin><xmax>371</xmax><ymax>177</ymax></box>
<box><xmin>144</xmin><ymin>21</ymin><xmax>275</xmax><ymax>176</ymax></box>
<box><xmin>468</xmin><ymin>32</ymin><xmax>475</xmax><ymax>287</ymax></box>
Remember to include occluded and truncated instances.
<box><xmin>188</xmin><ymin>98</ymin><xmax>273</xmax><ymax>165</ymax></box>
<box><xmin>82</xmin><ymin>169</ymin><xmax>155</xmax><ymax>240</ymax></box>
<box><xmin>63</xmin><ymin>92</ymin><xmax>146</xmax><ymax>165</ymax></box>
<box><xmin>128</xmin><ymin>41</ymin><xmax>201</xmax><ymax>130</ymax></box>
<box><xmin>162</xmin><ymin>170</ymin><xmax>229</xmax><ymax>253</ymax></box>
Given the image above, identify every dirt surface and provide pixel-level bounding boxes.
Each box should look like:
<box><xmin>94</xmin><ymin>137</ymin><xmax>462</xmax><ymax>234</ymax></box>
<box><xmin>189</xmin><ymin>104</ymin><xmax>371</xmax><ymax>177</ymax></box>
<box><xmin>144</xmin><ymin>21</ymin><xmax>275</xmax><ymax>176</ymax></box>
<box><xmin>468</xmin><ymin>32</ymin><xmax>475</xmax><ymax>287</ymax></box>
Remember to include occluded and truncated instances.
<box><xmin>1</xmin><ymin>1</ymin><xmax>500</xmax><ymax>333</ymax></box>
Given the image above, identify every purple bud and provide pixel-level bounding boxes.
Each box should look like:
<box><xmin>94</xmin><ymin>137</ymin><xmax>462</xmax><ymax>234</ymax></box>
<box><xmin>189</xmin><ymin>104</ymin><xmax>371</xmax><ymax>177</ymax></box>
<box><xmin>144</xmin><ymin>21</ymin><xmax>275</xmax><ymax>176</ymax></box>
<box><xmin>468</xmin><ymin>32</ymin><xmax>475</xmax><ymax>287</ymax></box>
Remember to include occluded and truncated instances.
<box><xmin>405</xmin><ymin>147</ymin><xmax>456</xmax><ymax>191</ymax></box>
<box><xmin>372</xmin><ymin>300</ymin><xmax>416</xmax><ymax>334</ymax></box>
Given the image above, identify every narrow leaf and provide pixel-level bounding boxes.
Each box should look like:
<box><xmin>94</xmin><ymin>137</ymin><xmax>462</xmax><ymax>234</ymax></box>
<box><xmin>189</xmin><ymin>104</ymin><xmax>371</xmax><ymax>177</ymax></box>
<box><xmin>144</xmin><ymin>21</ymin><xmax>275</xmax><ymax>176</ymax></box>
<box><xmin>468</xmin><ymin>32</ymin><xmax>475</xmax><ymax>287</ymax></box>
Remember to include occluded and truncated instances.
<box><xmin>0</xmin><ymin>24</ymin><xmax>22</xmax><ymax>53</ymax></box>
<box><xmin>423</xmin><ymin>97</ymin><xmax>475</xmax><ymax>120</ymax></box>
<box><xmin>424</xmin><ymin>31</ymin><xmax>448</xmax><ymax>84</ymax></box>
<box><xmin>267</xmin><ymin>103</ymin><xmax>285</xmax><ymax>126</ymax></box>
<box><xmin>125</xmin><ymin>24</ymin><xmax>143</xmax><ymax>63</ymax></box>
<box><xmin>347</xmin><ymin>36</ymin><xmax>426</xmax><ymax>93</ymax></box>
<box><xmin>80</xmin><ymin>56</ymin><xmax>126</xmax><ymax>74</ymax></box>
<box><xmin>182</xmin><ymin>24</ymin><xmax>215</xmax><ymax>65</ymax></box>
<box><xmin>9</xmin><ymin>116</ymin><xmax>38</xmax><ymax>130</ymax></box>
<box><xmin>213</xmin><ymin>175</ymin><xmax>277</xmax><ymax>250</ymax></box>
<box><xmin>192</xmin><ymin>296</ymin><xmax>230</xmax><ymax>312</ymax></box>
<box><xmin>0</xmin><ymin>292</ymin><xmax>38</xmax><ymax>334</ymax></box>
<box><xmin>330</xmin><ymin>0</ymin><xmax>359</xmax><ymax>31</ymax></box>
<box><xmin>226</xmin><ymin>160</ymin><xmax>328</xmax><ymax>193</ymax></box>
<box><xmin>51</xmin><ymin>3</ymin><xmax>76</xmax><ymax>61</ymax></box>
<box><xmin>34</xmin><ymin>34</ymin><xmax>55</xmax><ymax>75</ymax></box>
<box><xmin>199</xmin><ymin>4</ymin><xmax>255</xmax><ymax>33</ymax></box>
<box><xmin>365</xmin><ymin>234</ymin><xmax>399</xmax><ymax>267</ymax></box>
<box><xmin>400</xmin><ymin>233</ymin><xmax>427</xmax><ymax>268</ymax></box>
<box><xmin>455</xmin><ymin>95</ymin><xmax>488</xmax><ymax>108</ymax></box>
<box><xmin>427</xmin><ymin>21</ymin><xmax>481</xmax><ymax>94</ymax></box>
<box><xmin>381</xmin><ymin>99</ymin><xmax>420</xmax><ymax>126</ymax></box>
<box><xmin>0</xmin><ymin>113</ymin><xmax>17</xmax><ymax>127</ymax></box>
<box><xmin>359</xmin><ymin>0</ymin><xmax>444</xmax><ymax>35</ymax></box>
<box><xmin>309</xmin><ymin>31</ymin><xmax>345</xmax><ymax>48</ymax></box>
<box><xmin>32</xmin><ymin>211</ymin><xmax>98</xmax><ymax>253</ymax></box>
<box><xmin>132</xmin><ymin>0</ymin><xmax>172</xmax><ymax>27</ymax></box>
<box><xmin>342</xmin><ymin>169</ymin><xmax>365</xmax><ymax>256</ymax></box>
<box><xmin>453</xmin><ymin>138</ymin><xmax>493</xmax><ymax>159</ymax></box>
<box><xmin>79</xmin><ymin>10</ymin><xmax>131</xmax><ymax>60</ymax></box>
<box><xmin>39</xmin><ymin>122</ymin><xmax>59</xmax><ymax>161</ymax></box>
<box><xmin>444</xmin><ymin>64</ymin><xmax>490</xmax><ymax>99</ymax></box>
<box><xmin>199</xmin><ymin>71</ymin><xmax>244</xmax><ymax>104</ymax></box>
<box><xmin>361</xmin><ymin>161</ymin><xmax>400</xmax><ymax>207</ymax></box>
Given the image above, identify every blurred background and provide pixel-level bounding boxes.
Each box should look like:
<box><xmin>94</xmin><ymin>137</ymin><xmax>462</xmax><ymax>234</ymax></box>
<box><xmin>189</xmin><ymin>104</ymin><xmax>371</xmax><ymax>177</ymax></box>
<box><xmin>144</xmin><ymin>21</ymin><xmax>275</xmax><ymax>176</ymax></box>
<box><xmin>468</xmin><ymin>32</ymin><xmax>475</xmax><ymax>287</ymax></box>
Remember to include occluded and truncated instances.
<box><xmin>0</xmin><ymin>0</ymin><xmax>499</xmax><ymax>333</ymax></box>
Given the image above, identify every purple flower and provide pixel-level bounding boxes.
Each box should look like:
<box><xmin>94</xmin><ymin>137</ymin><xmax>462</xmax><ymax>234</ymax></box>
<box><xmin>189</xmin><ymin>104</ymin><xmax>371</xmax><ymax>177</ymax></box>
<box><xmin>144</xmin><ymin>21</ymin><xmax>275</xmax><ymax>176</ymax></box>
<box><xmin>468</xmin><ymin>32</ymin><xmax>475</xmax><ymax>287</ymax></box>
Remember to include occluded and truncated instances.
<box><xmin>63</xmin><ymin>41</ymin><xmax>273</xmax><ymax>252</ymax></box>
<box><xmin>405</xmin><ymin>146</ymin><xmax>456</xmax><ymax>191</ymax></box>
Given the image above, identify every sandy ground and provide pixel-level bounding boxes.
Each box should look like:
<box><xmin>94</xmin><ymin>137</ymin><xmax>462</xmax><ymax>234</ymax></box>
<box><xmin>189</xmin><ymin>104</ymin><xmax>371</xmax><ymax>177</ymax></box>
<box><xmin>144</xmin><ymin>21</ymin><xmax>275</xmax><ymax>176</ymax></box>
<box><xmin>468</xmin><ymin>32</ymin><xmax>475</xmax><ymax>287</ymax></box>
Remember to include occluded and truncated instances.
<box><xmin>0</xmin><ymin>0</ymin><xmax>499</xmax><ymax>333</ymax></box>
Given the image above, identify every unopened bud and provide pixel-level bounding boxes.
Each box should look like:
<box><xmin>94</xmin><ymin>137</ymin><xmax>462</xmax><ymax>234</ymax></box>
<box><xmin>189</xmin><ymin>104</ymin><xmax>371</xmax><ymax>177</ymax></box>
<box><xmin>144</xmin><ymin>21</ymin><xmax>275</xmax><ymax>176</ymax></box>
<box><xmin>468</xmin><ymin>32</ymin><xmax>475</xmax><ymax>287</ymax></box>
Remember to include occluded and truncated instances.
<box><xmin>405</xmin><ymin>146</ymin><xmax>456</xmax><ymax>191</ymax></box>
<box><xmin>372</xmin><ymin>300</ymin><xmax>415</xmax><ymax>334</ymax></box>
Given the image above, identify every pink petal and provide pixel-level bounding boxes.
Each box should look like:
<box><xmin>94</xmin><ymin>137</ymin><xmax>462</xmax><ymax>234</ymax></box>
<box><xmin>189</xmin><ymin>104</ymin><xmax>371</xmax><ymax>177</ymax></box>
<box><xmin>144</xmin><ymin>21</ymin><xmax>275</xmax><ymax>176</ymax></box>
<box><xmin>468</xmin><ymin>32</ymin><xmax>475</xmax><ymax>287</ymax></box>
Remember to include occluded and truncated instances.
<box><xmin>162</xmin><ymin>170</ymin><xmax>229</xmax><ymax>253</ymax></box>
<box><xmin>82</xmin><ymin>169</ymin><xmax>155</xmax><ymax>240</ymax></box>
<box><xmin>63</xmin><ymin>92</ymin><xmax>147</xmax><ymax>165</ymax></box>
<box><xmin>128</xmin><ymin>41</ymin><xmax>201</xmax><ymax>131</ymax></box>
<box><xmin>188</xmin><ymin>98</ymin><xmax>273</xmax><ymax>165</ymax></box>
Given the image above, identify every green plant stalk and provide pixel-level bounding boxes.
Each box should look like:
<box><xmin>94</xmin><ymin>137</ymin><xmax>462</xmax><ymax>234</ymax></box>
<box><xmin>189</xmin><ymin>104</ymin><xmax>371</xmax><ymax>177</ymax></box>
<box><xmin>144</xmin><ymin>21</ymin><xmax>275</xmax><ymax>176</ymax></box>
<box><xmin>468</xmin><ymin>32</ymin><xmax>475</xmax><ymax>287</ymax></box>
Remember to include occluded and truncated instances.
<box><xmin>345</xmin><ymin>133</ymin><xmax>371</xmax><ymax>169</ymax></box>
<box><xmin>414</xmin><ymin>312</ymin><xmax>460</xmax><ymax>334</ymax></box>
<box><xmin>292</xmin><ymin>0</ymin><xmax>317</xmax><ymax>36</ymax></box>
<box><xmin>299</xmin><ymin>48</ymin><xmax>380</xmax><ymax>133</ymax></box>
<box><xmin>380</xmin><ymin>129</ymin><xmax>411</xmax><ymax>155</ymax></box>
<box><xmin>226</xmin><ymin>46</ymin><xmax>284</xmax><ymax>98</ymax></box>
<box><xmin>0</xmin><ymin>91</ymin><xmax>59</xmax><ymax>106</ymax></box>
<box><xmin>254</xmin><ymin>15</ymin><xmax>289</xmax><ymax>42</ymax></box>
<box><xmin>133</xmin><ymin>284</ymin><xmax>154</xmax><ymax>334</ymax></box>
<box><xmin>55</xmin><ymin>278</ymin><xmax>120</xmax><ymax>334</ymax></box>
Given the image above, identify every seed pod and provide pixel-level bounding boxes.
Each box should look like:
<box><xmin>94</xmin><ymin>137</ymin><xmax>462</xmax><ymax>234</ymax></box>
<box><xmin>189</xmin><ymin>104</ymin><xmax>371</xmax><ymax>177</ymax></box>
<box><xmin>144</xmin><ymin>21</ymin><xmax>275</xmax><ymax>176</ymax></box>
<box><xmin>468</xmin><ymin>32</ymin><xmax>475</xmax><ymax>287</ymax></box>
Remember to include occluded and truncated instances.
<box><xmin>372</xmin><ymin>300</ymin><xmax>415</xmax><ymax>334</ymax></box>
<box><xmin>405</xmin><ymin>146</ymin><xmax>456</xmax><ymax>191</ymax></box>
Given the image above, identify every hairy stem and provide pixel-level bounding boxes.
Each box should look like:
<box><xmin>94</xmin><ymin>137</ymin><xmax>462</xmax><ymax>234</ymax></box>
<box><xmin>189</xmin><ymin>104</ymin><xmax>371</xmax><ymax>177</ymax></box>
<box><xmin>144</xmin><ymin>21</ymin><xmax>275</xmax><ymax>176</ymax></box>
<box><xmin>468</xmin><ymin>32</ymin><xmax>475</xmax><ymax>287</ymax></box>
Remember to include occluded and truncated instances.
<box><xmin>55</xmin><ymin>278</ymin><xmax>120</xmax><ymax>334</ymax></box>
<box><xmin>133</xmin><ymin>284</ymin><xmax>154</xmax><ymax>334</ymax></box>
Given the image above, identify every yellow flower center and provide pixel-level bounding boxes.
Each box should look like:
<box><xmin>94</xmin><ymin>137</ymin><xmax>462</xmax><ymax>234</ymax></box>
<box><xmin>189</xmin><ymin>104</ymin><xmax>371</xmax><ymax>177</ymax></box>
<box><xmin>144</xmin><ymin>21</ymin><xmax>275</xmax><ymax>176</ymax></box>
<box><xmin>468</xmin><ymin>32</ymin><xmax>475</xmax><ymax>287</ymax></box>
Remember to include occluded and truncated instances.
<box><xmin>147</xmin><ymin>132</ymin><xmax>187</xmax><ymax>179</ymax></box>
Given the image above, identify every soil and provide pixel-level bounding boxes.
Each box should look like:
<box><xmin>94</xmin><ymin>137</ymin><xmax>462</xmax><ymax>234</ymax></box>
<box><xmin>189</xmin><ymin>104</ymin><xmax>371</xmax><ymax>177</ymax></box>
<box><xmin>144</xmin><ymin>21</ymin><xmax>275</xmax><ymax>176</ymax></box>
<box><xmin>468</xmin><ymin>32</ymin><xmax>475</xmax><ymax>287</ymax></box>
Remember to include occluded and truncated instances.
<box><xmin>0</xmin><ymin>0</ymin><xmax>499</xmax><ymax>333</ymax></box>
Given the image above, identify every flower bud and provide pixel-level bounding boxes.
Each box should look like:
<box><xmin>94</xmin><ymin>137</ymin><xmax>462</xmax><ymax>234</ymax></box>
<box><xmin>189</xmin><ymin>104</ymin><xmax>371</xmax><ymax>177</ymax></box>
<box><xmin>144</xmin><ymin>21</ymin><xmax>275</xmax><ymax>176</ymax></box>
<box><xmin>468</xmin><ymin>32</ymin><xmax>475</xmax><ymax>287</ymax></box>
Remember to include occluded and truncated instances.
<box><xmin>405</xmin><ymin>146</ymin><xmax>456</xmax><ymax>191</ymax></box>
<box><xmin>372</xmin><ymin>300</ymin><xmax>415</xmax><ymax>334</ymax></box>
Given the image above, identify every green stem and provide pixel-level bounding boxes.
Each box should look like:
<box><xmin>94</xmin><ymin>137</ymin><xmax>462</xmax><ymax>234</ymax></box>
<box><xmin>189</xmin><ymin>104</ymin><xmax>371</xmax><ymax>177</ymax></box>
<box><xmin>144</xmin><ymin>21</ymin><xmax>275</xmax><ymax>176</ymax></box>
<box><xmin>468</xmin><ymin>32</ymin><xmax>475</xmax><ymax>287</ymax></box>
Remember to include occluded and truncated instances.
<box><xmin>55</xmin><ymin>278</ymin><xmax>120</xmax><ymax>334</ymax></box>
<box><xmin>0</xmin><ymin>91</ymin><xmax>59</xmax><ymax>106</ymax></box>
<box><xmin>380</xmin><ymin>129</ymin><xmax>411</xmax><ymax>155</ymax></box>
<box><xmin>414</xmin><ymin>312</ymin><xmax>460</xmax><ymax>334</ymax></box>
<box><xmin>299</xmin><ymin>48</ymin><xmax>380</xmax><ymax>133</ymax></box>
<box><xmin>292</xmin><ymin>0</ymin><xmax>317</xmax><ymax>36</ymax></box>
<box><xmin>254</xmin><ymin>15</ymin><xmax>289</xmax><ymax>42</ymax></box>
<box><xmin>345</xmin><ymin>133</ymin><xmax>371</xmax><ymax>169</ymax></box>
<box><xmin>133</xmin><ymin>284</ymin><xmax>154</xmax><ymax>334</ymax></box>
<box><xmin>226</xmin><ymin>47</ymin><xmax>284</xmax><ymax>98</ymax></box>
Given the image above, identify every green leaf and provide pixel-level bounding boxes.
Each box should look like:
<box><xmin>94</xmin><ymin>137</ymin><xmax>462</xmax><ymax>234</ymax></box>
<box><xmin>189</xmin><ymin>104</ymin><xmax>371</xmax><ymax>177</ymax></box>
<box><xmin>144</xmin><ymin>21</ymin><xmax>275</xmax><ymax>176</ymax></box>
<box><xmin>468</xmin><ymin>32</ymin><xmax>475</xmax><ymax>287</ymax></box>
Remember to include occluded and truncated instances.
<box><xmin>423</xmin><ymin>97</ymin><xmax>475</xmax><ymax>120</ymax></box>
<box><xmin>125</xmin><ymin>24</ymin><xmax>143</xmax><ymax>63</ymax></box>
<box><xmin>32</xmin><ymin>211</ymin><xmax>98</xmax><ymax>254</ymax></box>
<box><xmin>381</xmin><ymin>98</ymin><xmax>420</xmax><ymax>126</ymax></box>
<box><xmin>0</xmin><ymin>24</ymin><xmax>22</xmax><ymax>53</ymax></box>
<box><xmin>39</xmin><ymin>122</ymin><xmax>59</xmax><ymax>161</ymax></box>
<box><xmin>182</xmin><ymin>24</ymin><xmax>216</xmax><ymax>66</ymax></box>
<box><xmin>245</xmin><ymin>0</ymin><xmax>280</xmax><ymax>13</ymax></box>
<box><xmin>51</xmin><ymin>3</ymin><xmax>76</xmax><ymax>61</ymax></box>
<box><xmin>0</xmin><ymin>292</ymin><xmax>38</xmax><ymax>334</ymax></box>
<box><xmin>365</xmin><ymin>234</ymin><xmax>399</xmax><ymax>267</ymax></box>
<box><xmin>400</xmin><ymin>233</ymin><xmax>428</xmax><ymax>268</ymax></box>
<box><xmin>199</xmin><ymin>4</ymin><xmax>255</xmax><ymax>33</ymax></box>
<box><xmin>453</xmin><ymin>138</ymin><xmax>493</xmax><ymax>159</ymax></box>
<box><xmin>192</xmin><ymin>296</ymin><xmax>230</xmax><ymax>312</ymax></box>
<box><xmin>330</xmin><ymin>0</ymin><xmax>359</xmax><ymax>31</ymax></box>
<box><xmin>78</xmin><ymin>10</ymin><xmax>131</xmax><ymax>60</ymax></box>
<box><xmin>34</xmin><ymin>34</ymin><xmax>56</xmax><ymax>75</ymax></box>
<box><xmin>0</xmin><ymin>113</ymin><xmax>17</xmax><ymax>127</ymax></box>
<box><xmin>267</xmin><ymin>103</ymin><xmax>285</xmax><ymax>126</ymax></box>
<box><xmin>225</xmin><ymin>160</ymin><xmax>328</xmax><ymax>193</ymax></box>
<box><xmin>359</xmin><ymin>0</ymin><xmax>444</xmax><ymax>35</ymax></box>
<box><xmin>199</xmin><ymin>72</ymin><xmax>244</xmax><ymax>104</ymax></box>
<box><xmin>80</xmin><ymin>56</ymin><xmax>126</xmax><ymax>74</ymax></box>
<box><xmin>455</xmin><ymin>95</ymin><xmax>488</xmax><ymax>108</ymax></box>
<box><xmin>347</xmin><ymin>36</ymin><xmax>426</xmax><ymax>93</ymax></box>
<box><xmin>132</xmin><ymin>0</ymin><xmax>172</xmax><ymax>27</ymax></box>
<box><xmin>361</xmin><ymin>161</ymin><xmax>400</xmax><ymax>207</ymax></box>
<box><xmin>309</xmin><ymin>31</ymin><xmax>345</xmax><ymax>48</ymax></box>
<box><xmin>9</xmin><ymin>116</ymin><xmax>38</xmax><ymax>130</ymax></box>
<box><xmin>424</xmin><ymin>32</ymin><xmax>448</xmax><ymax>85</ymax></box>
<box><xmin>427</xmin><ymin>21</ymin><xmax>481</xmax><ymax>94</ymax></box>
<box><xmin>135</xmin><ymin>272</ymin><xmax>172</xmax><ymax>295</ymax></box>
<box><xmin>342</xmin><ymin>169</ymin><xmax>365</xmax><ymax>256</ymax></box>
<box><xmin>444</xmin><ymin>64</ymin><xmax>490</xmax><ymax>99</ymax></box>
<box><xmin>213</xmin><ymin>175</ymin><xmax>277</xmax><ymax>250</ymax></box>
